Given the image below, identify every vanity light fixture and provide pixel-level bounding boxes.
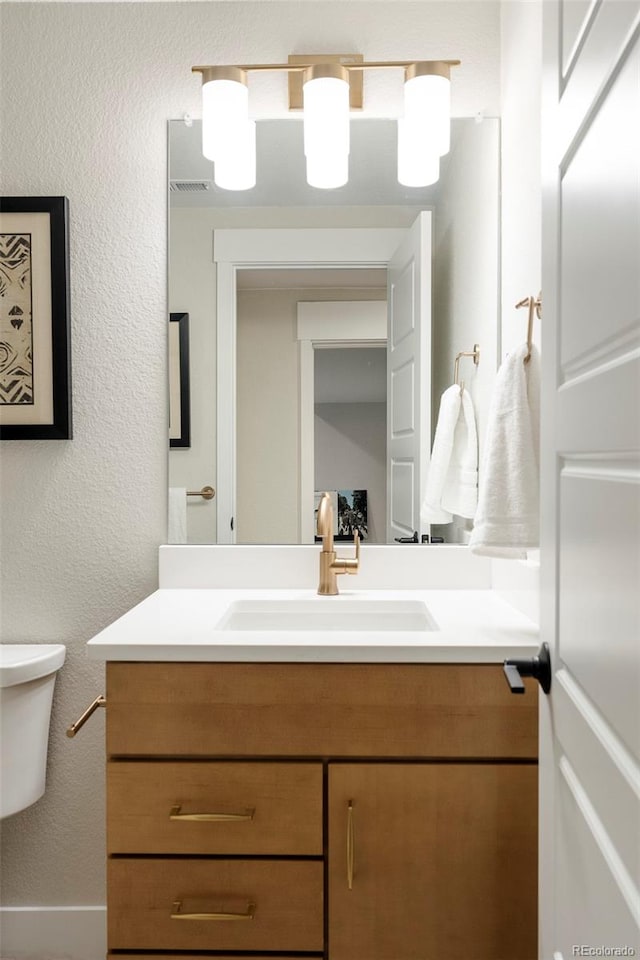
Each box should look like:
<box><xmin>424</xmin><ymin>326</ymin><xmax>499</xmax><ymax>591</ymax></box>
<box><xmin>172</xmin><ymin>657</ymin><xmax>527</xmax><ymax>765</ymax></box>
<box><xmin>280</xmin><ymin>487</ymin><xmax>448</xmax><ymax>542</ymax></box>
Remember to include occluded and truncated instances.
<box><xmin>198</xmin><ymin>66</ymin><xmax>256</xmax><ymax>190</ymax></box>
<box><xmin>192</xmin><ymin>55</ymin><xmax>460</xmax><ymax>191</ymax></box>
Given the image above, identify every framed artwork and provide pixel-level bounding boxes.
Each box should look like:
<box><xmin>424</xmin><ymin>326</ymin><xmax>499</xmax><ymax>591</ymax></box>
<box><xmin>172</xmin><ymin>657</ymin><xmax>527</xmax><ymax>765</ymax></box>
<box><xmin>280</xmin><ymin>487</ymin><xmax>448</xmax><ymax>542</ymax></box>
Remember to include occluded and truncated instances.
<box><xmin>314</xmin><ymin>489</ymin><xmax>368</xmax><ymax>542</ymax></box>
<box><xmin>338</xmin><ymin>489</ymin><xmax>368</xmax><ymax>540</ymax></box>
<box><xmin>169</xmin><ymin>312</ymin><xmax>190</xmax><ymax>448</ymax></box>
<box><xmin>0</xmin><ymin>196</ymin><xmax>72</xmax><ymax>439</ymax></box>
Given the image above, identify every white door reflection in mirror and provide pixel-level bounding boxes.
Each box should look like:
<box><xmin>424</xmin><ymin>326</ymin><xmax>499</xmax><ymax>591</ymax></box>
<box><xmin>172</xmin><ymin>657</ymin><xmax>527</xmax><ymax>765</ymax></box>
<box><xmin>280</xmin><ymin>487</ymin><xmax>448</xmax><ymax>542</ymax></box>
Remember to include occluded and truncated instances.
<box><xmin>387</xmin><ymin>213</ymin><xmax>431</xmax><ymax>544</ymax></box>
<box><xmin>214</xmin><ymin>227</ymin><xmax>405</xmax><ymax>544</ymax></box>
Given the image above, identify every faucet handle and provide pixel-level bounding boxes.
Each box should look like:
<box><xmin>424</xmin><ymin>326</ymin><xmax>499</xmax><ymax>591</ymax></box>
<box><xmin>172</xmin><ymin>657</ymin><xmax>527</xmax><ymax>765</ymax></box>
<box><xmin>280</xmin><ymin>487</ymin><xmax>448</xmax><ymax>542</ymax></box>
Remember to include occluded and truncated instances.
<box><xmin>339</xmin><ymin>529</ymin><xmax>360</xmax><ymax>574</ymax></box>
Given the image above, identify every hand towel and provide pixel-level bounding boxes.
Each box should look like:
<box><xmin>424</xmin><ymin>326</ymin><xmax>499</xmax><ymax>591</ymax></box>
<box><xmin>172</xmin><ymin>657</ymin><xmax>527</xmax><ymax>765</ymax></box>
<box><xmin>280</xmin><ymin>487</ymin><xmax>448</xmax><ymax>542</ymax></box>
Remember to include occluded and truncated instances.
<box><xmin>168</xmin><ymin>487</ymin><xmax>187</xmax><ymax>544</ymax></box>
<box><xmin>469</xmin><ymin>343</ymin><xmax>540</xmax><ymax>558</ymax></box>
<box><xmin>421</xmin><ymin>384</ymin><xmax>478</xmax><ymax>524</ymax></box>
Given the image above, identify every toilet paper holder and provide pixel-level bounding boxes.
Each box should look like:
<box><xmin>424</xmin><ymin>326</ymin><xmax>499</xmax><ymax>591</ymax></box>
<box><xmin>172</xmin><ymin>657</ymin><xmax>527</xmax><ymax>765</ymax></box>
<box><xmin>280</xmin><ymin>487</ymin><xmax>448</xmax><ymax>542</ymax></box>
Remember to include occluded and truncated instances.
<box><xmin>67</xmin><ymin>694</ymin><xmax>106</xmax><ymax>738</ymax></box>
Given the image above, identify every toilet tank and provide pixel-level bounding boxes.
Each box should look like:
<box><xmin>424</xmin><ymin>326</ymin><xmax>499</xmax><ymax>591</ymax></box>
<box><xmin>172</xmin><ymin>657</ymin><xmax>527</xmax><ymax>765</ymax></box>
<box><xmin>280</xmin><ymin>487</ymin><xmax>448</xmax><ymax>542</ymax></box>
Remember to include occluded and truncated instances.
<box><xmin>0</xmin><ymin>644</ymin><xmax>66</xmax><ymax>818</ymax></box>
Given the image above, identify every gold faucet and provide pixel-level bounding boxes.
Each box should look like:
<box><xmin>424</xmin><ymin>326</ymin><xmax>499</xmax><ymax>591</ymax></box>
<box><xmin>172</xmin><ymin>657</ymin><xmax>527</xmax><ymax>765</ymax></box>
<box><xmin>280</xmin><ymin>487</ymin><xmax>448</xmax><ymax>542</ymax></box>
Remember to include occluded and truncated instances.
<box><xmin>316</xmin><ymin>492</ymin><xmax>360</xmax><ymax>595</ymax></box>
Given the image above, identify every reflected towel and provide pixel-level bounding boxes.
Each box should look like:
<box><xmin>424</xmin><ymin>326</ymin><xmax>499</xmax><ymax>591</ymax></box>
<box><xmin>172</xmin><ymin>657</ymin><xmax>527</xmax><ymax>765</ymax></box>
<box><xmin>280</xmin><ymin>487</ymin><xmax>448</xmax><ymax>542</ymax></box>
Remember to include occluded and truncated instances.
<box><xmin>469</xmin><ymin>343</ymin><xmax>540</xmax><ymax>558</ymax></box>
<box><xmin>168</xmin><ymin>487</ymin><xmax>187</xmax><ymax>544</ymax></box>
<box><xmin>421</xmin><ymin>384</ymin><xmax>478</xmax><ymax>524</ymax></box>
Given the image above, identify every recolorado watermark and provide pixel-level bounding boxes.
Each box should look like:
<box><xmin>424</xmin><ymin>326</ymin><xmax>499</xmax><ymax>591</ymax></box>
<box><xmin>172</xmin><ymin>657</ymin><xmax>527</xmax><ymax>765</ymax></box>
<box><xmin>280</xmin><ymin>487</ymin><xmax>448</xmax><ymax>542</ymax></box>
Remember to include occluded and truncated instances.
<box><xmin>572</xmin><ymin>948</ymin><xmax>636</xmax><ymax>957</ymax></box>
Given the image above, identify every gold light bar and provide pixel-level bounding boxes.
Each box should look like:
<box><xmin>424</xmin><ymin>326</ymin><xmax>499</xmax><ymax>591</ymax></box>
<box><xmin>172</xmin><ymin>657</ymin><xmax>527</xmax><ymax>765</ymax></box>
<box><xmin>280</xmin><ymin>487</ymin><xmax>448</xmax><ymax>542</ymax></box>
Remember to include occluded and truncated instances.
<box><xmin>192</xmin><ymin>57</ymin><xmax>460</xmax><ymax>112</ymax></box>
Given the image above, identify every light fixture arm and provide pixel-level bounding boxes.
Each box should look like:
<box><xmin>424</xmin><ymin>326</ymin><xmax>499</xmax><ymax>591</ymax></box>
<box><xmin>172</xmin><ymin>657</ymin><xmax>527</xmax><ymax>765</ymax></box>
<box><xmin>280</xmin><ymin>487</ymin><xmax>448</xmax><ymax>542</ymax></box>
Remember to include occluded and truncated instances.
<box><xmin>192</xmin><ymin>59</ymin><xmax>460</xmax><ymax>78</ymax></box>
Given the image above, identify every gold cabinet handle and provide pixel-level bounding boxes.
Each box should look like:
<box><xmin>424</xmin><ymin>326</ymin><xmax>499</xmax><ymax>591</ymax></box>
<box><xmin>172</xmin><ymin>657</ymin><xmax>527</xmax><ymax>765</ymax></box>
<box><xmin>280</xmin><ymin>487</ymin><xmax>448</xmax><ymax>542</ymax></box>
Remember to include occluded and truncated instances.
<box><xmin>66</xmin><ymin>695</ymin><xmax>106</xmax><ymax>738</ymax></box>
<box><xmin>171</xmin><ymin>899</ymin><xmax>255</xmax><ymax>921</ymax></box>
<box><xmin>169</xmin><ymin>804</ymin><xmax>255</xmax><ymax>822</ymax></box>
<box><xmin>347</xmin><ymin>799</ymin><xmax>355</xmax><ymax>890</ymax></box>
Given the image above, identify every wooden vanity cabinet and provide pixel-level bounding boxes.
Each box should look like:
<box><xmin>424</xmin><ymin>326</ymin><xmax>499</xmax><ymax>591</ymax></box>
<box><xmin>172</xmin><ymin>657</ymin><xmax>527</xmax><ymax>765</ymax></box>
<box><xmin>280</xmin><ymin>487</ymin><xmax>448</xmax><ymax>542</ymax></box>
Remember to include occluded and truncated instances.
<box><xmin>328</xmin><ymin>763</ymin><xmax>537</xmax><ymax>960</ymax></box>
<box><xmin>106</xmin><ymin>662</ymin><xmax>538</xmax><ymax>960</ymax></box>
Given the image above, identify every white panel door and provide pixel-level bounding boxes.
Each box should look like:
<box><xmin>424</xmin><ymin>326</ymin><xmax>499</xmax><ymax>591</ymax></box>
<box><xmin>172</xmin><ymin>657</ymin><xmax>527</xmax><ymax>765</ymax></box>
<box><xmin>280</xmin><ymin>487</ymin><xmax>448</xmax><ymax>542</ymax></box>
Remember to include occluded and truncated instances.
<box><xmin>540</xmin><ymin>3</ymin><xmax>640</xmax><ymax>958</ymax></box>
<box><xmin>386</xmin><ymin>213</ymin><xmax>431</xmax><ymax>543</ymax></box>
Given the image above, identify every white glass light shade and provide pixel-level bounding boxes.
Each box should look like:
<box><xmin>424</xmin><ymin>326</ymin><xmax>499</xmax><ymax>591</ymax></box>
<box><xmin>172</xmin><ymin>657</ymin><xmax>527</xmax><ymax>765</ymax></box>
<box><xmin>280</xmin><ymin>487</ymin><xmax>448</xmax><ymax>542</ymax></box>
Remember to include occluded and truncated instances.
<box><xmin>397</xmin><ymin>118</ymin><xmax>440</xmax><ymax>187</ymax></box>
<box><xmin>214</xmin><ymin>120</ymin><xmax>256</xmax><ymax>191</ymax></box>
<box><xmin>305</xmin><ymin>151</ymin><xmax>349</xmax><ymax>190</ymax></box>
<box><xmin>303</xmin><ymin>66</ymin><xmax>350</xmax><ymax>189</ymax></box>
<box><xmin>202</xmin><ymin>74</ymin><xmax>249</xmax><ymax>162</ymax></box>
<box><xmin>403</xmin><ymin>71</ymin><xmax>451</xmax><ymax>157</ymax></box>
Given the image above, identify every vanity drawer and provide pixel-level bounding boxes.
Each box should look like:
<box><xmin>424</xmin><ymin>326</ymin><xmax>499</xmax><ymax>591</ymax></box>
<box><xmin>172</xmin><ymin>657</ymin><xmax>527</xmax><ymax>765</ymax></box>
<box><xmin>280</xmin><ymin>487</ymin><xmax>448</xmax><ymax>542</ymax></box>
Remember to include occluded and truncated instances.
<box><xmin>107</xmin><ymin>761</ymin><xmax>322</xmax><ymax>854</ymax></box>
<box><xmin>107</xmin><ymin>858</ymin><xmax>324</xmax><ymax>953</ymax></box>
<box><xmin>107</xmin><ymin>663</ymin><xmax>538</xmax><ymax>759</ymax></box>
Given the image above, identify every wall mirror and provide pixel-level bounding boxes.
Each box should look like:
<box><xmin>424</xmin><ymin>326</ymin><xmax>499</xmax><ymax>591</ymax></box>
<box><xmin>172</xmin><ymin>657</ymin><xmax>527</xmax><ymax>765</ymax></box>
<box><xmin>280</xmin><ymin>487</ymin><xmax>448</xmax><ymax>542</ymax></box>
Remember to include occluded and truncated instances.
<box><xmin>168</xmin><ymin>117</ymin><xmax>499</xmax><ymax>545</ymax></box>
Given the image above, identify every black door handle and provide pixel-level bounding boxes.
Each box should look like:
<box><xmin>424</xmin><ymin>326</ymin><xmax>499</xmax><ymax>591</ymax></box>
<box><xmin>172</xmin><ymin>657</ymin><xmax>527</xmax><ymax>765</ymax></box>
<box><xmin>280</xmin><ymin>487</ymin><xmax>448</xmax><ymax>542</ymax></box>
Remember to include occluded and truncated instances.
<box><xmin>503</xmin><ymin>642</ymin><xmax>551</xmax><ymax>695</ymax></box>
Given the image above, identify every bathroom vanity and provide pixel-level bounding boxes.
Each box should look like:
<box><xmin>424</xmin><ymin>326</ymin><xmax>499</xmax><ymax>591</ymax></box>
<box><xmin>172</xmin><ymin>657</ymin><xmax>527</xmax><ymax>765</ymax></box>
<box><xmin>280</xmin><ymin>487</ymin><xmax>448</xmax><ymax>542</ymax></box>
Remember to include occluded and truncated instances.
<box><xmin>104</xmin><ymin>661</ymin><xmax>537</xmax><ymax>960</ymax></box>
<box><xmin>87</xmin><ymin>551</ymin><xmax>540</xmax><ymax>960</ymax></box>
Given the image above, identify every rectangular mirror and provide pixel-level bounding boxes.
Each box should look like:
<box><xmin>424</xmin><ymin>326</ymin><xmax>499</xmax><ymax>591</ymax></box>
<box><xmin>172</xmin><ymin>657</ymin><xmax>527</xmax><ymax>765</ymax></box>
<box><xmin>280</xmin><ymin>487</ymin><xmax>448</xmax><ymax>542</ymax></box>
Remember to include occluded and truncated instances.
<box><xmin>168</xmin><ymin>117</ymin><xmax>499</xmax><ymax>545</ymax></box>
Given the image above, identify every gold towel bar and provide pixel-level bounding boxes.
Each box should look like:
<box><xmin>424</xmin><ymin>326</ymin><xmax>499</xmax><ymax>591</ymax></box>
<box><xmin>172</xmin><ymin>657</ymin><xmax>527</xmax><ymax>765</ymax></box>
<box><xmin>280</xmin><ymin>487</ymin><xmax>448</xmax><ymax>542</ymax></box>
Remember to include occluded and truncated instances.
<box><xmin>187</xmin><ymin>485</ymin><xmax>215</xmax><ymax>500</ymax></box>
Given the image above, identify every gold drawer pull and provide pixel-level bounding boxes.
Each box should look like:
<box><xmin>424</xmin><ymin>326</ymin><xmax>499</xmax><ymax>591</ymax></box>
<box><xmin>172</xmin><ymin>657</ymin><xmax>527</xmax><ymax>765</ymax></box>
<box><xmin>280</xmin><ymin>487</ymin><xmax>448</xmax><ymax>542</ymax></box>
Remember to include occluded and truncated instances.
<box><xmin>347</xmin><ymin>799</ymin><xmax>355</xmax><ymax>890</ymax></box>
<box><xmin>171</xmin><ymin>899</ymin><xmax>255</xmax><ymax>921</ymax></box>
<box><xmin>169</xmin><ymin>804</ymin><xmax>255</xmax><ymax>822</ymax></box>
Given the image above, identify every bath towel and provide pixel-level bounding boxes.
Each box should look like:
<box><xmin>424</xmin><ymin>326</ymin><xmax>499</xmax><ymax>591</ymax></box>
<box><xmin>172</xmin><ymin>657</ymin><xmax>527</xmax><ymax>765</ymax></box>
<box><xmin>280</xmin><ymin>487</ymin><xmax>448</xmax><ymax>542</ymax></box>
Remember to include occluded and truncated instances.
<box><xmin>469</xmin><ymin>343</ymin><xmax>540</xmax><ymax>558</ymax></box>
<box><xmin>168</xmin><ymin>487</ymin><xmax>187</xmax><ymax>544</ymax></box>
<box><xmin>421</xmin><ymin>384</ymin><xmax>478</xmax><ymax>524</ymax></box>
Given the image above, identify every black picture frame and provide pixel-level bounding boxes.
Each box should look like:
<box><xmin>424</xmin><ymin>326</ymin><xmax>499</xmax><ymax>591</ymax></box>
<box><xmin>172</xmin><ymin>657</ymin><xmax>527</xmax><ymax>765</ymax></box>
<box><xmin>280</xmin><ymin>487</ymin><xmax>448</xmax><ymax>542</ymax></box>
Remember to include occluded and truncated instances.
<box><xmin>169</xmin><ymin>312</ymin><xmax>191</xmax><ymax>448</ymax></box>
<box><xmin>0</xmin><ymin>196</ymin><xmax>72</xmax><ymax>439</ymax></box>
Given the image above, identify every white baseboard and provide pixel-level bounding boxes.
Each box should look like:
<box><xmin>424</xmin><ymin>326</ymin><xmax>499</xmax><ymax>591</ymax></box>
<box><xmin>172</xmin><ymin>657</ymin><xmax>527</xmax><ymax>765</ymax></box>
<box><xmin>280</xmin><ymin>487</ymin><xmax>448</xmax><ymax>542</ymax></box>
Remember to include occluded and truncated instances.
<box><xmin>0</xmin><ymin>906</ymin><xmax>106</xmax><ymax>960</ymax></box>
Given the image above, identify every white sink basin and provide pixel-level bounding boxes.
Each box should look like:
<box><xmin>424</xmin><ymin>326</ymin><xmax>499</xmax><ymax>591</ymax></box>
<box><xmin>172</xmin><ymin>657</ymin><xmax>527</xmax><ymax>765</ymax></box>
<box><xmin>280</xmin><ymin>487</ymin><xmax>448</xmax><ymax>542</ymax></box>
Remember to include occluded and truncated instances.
<box><xmin>217</xmin><ymin>599</ymin><xmax>438</xmax><ymax>632</ymax></box>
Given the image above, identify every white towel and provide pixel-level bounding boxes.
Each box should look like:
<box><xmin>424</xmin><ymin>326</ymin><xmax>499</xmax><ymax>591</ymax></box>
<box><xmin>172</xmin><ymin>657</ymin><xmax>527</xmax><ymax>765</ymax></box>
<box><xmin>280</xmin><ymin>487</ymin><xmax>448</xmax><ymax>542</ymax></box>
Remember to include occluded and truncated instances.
<box><xmin>421</xmin><ymin>384</ymin><xmax>478</xmax><ymax>524</ymax></box>
<box><xmin>469</xmin><ymin>343</ymin><xmax>540</xmax><ymax>558</ymax></box>
<box><xmin>168</xmin><ymin>487</ymin><xmax>187</xmax><ymax>544</ymax></box>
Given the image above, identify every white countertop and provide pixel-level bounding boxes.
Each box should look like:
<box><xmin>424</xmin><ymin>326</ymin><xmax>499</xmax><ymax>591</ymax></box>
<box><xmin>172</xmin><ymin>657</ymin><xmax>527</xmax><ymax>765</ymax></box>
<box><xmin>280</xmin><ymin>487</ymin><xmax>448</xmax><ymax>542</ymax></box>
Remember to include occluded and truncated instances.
<box><xmin>86</xmin><ymin>588</ymin><xmax>539</xmax><ymax>664</ymax></box>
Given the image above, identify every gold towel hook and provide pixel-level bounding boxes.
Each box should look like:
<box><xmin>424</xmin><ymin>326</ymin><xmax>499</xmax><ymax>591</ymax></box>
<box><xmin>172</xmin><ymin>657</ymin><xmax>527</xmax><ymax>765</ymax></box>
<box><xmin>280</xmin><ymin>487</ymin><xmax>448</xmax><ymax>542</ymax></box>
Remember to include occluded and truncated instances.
<box><xmin>515</xmin><ymin>292</ymin><xmax>542</xmax><ymax>363</ymax></box>
<box><xmin>453</xmin><ymin>344</ymin><xmax>480</xmax><ymax>395</ymax></box>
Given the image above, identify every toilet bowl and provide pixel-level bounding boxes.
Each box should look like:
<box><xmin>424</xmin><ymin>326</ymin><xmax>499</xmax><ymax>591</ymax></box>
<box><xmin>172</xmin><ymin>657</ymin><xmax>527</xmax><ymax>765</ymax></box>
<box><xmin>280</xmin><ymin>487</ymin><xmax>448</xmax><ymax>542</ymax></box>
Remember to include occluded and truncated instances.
<box><xmin>0</xmin><ymin>644</ymin><xmax>66</xmax><ymax>818</ymax></box>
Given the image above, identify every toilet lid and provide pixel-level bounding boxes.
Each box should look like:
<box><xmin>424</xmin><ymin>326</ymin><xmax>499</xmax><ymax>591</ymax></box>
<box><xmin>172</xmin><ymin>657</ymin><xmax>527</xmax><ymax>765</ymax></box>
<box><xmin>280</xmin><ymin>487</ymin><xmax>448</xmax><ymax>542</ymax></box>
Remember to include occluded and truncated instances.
<box><xmin>0</xmin><ymin>644</ymin><xmax>66</xmax><ymax>687</ymax></box>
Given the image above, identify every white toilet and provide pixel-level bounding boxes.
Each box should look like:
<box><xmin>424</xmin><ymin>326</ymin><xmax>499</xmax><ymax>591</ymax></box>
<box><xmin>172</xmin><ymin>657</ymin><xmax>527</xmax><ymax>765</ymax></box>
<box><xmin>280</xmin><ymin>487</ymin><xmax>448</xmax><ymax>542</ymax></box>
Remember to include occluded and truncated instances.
<box><xmin>0</xmin><ymin>644</ymin><xmax>66</xmax><ymax>818</ymax></box>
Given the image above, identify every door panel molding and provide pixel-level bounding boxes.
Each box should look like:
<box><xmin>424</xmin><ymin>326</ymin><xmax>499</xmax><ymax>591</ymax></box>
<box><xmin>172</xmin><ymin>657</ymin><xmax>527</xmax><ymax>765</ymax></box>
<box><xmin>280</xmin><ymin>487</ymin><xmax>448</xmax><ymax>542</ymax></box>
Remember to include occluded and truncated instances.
<box><xmin>554</xmin><ymin>667</ymin><xmax>640</xmax><ymax>883</ymax></box>
<box><xmin>558</xmin><ymin>755</ymin><xmax>640</xmax><ymax>924</ymax></box>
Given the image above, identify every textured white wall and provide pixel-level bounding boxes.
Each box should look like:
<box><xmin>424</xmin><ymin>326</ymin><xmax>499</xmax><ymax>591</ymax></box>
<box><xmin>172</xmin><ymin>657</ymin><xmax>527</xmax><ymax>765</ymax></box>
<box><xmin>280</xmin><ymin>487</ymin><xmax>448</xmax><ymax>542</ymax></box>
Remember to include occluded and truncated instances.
<box><xmin>0</xmin><ymin>0</ymin><xmax>501</xmax><ymax>929</ymax></box>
